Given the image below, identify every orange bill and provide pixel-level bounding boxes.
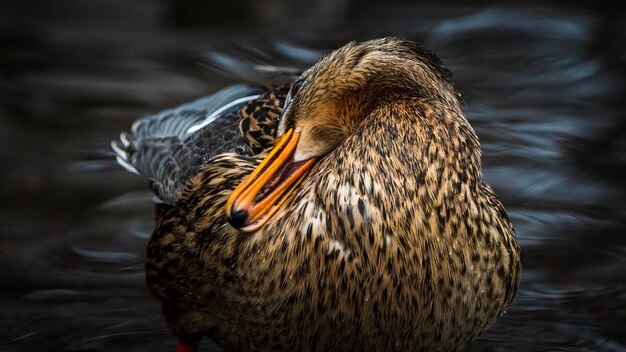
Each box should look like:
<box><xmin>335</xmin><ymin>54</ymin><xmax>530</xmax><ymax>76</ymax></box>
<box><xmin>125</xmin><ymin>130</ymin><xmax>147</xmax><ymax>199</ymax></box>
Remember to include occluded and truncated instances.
<box><xmin>226</xmin><ymin>129</ymin><xmax>317</xmax><ymax>232</ymax></box>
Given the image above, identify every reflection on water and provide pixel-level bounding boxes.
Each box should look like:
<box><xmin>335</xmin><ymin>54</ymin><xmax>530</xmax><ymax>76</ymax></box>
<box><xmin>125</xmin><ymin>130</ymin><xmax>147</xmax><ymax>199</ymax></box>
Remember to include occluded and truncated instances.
<box><xmin>1</xmin><ymin>0</ymin><xmax>624</xmax><ymax>351</ymax></box>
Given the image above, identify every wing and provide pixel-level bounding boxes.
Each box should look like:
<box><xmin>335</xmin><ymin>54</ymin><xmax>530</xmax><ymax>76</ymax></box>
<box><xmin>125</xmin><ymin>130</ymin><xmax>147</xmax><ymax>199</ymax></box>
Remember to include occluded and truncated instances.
<box><xmin>240</xmin><ymin>85</ymin><xmax>290</xmax><ymax>154</ymax></box>
<box><xmin>111</xmin><ymin>84</ymin><xmax>264</xmax><ymax>204</ymax></box>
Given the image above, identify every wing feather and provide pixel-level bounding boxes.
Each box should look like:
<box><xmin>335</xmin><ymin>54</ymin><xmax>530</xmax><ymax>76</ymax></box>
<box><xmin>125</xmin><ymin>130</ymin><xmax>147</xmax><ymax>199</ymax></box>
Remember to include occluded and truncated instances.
<box><xmin>112</xmin><ymin>84</ymin><xmax>263</xmax><ymax>204</ymax></box>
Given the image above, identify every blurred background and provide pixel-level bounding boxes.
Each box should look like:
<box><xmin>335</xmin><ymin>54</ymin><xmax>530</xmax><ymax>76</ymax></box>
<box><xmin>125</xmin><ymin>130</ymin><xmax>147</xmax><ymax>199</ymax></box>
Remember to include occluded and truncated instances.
<box><xmin>0</xmin><ymin>0</ymin><xmax>624</xmax><ymax>351</ymax></box>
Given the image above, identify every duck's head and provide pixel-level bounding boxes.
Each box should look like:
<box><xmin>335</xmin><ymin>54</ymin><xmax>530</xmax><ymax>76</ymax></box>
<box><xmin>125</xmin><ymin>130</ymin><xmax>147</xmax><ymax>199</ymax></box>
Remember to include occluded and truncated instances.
<box><xmin>227</xmin><ymin>37</ymin><xmax>462</xmax><ymax>232</ymax></box>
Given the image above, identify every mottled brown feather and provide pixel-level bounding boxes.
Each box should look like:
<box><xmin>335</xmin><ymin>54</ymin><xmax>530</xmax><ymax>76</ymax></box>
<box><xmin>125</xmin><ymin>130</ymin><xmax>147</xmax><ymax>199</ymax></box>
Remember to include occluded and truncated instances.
<box><xmin>239</xmin><ymin>85</ymin><xmax>290</xmax><ymax>155</ymax></box>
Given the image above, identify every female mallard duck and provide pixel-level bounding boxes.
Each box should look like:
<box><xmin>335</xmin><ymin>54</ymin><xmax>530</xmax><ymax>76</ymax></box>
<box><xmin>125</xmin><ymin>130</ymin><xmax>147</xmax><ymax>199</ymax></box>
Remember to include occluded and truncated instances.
<box><xmin>112</xmin><ymin>38</ymin><xmax>521</xmax><ymax>352</ymax></box>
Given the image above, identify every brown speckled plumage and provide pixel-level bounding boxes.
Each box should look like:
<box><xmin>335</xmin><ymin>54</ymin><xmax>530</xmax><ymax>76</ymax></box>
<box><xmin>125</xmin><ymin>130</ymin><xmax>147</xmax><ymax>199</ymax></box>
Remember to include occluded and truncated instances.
<box><xmin>240</xmin><ymin>85</ymin><xmax>290</xmax><ymax>154</ymax></box>
<box><xmin>114</xmin><ymin>38</ymin><xmax>521</xmax><ymax>351</ymax></box>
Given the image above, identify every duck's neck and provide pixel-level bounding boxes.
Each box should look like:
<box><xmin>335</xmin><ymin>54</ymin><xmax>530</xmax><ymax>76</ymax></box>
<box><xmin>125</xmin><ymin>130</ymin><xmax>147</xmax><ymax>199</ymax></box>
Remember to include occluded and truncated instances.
<box><xmin>316</xmin><ymin>97</ymin><xmax>481</xmax><ymax>220</ymax></box>
<box><xmin>340</xmin><ymin>98</ymin><xmax>481</xmax><ymax>191</ymax></box>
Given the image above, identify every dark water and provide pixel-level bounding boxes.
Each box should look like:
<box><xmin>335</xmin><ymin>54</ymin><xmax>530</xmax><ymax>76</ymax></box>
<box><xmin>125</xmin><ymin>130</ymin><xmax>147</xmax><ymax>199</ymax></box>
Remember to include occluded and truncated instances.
<box><xmin>1</xmin><ymin>0</ymin><xmax>625</xmax><ymax>351</ymax></box>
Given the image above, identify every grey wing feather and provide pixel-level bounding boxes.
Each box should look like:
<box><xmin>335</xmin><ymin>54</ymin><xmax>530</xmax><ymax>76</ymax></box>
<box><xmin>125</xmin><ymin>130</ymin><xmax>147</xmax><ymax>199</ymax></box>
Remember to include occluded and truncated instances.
<box><xmin>112</xmin><ymin>84</ymin><xmax>263</xmax><ymax>204</ymax></box>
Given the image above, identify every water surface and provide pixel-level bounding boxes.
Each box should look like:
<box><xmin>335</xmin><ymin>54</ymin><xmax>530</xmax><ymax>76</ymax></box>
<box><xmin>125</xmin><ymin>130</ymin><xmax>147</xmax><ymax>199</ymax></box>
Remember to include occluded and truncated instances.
<box><xmin>1</xmin><ymin>1</ymin><xmax>624</xmax><ymax>351</ymax></box>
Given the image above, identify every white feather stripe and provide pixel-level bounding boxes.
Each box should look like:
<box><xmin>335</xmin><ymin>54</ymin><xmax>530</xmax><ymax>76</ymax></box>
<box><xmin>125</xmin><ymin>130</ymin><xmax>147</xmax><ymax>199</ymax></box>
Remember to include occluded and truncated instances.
<box><xmin>115</xmin><ymin>155</ymin><xmax>139</xmax><ymax>174</ymax></box>
<box><xmin>110</xmin><ymin>140</ymin><xmax>127</xmax><ymax>160</ymax></box>
<box><xmin>119</xmin><ymin>132</ymin><xmax>131</xmax><ymax>147</ymax></box>
<box><xmin>186</xmin><ymin>94</ymin><xmax>260</xmax><ymax>134</ymax></box>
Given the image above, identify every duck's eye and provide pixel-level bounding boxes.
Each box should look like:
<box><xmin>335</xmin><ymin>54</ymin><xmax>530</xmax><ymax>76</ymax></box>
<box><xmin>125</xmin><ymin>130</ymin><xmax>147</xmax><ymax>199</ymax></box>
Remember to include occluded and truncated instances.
<box><xmin>291</xmin><ymin>79</ymin><xmax>304</xmax><ymax>96</ymax></box>
<box><xmin>284</xmin><ymin>79</ymin><xmax>304</xmax><ymax>110</ymax></box>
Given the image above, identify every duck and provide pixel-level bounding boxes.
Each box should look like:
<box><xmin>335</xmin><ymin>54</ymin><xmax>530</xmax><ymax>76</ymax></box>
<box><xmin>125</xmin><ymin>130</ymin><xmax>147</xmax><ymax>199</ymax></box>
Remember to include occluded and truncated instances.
<box><xmin>112</xmin><ymin>37</ymin><xmax>522</xmax><ymax>352</ymax></box>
